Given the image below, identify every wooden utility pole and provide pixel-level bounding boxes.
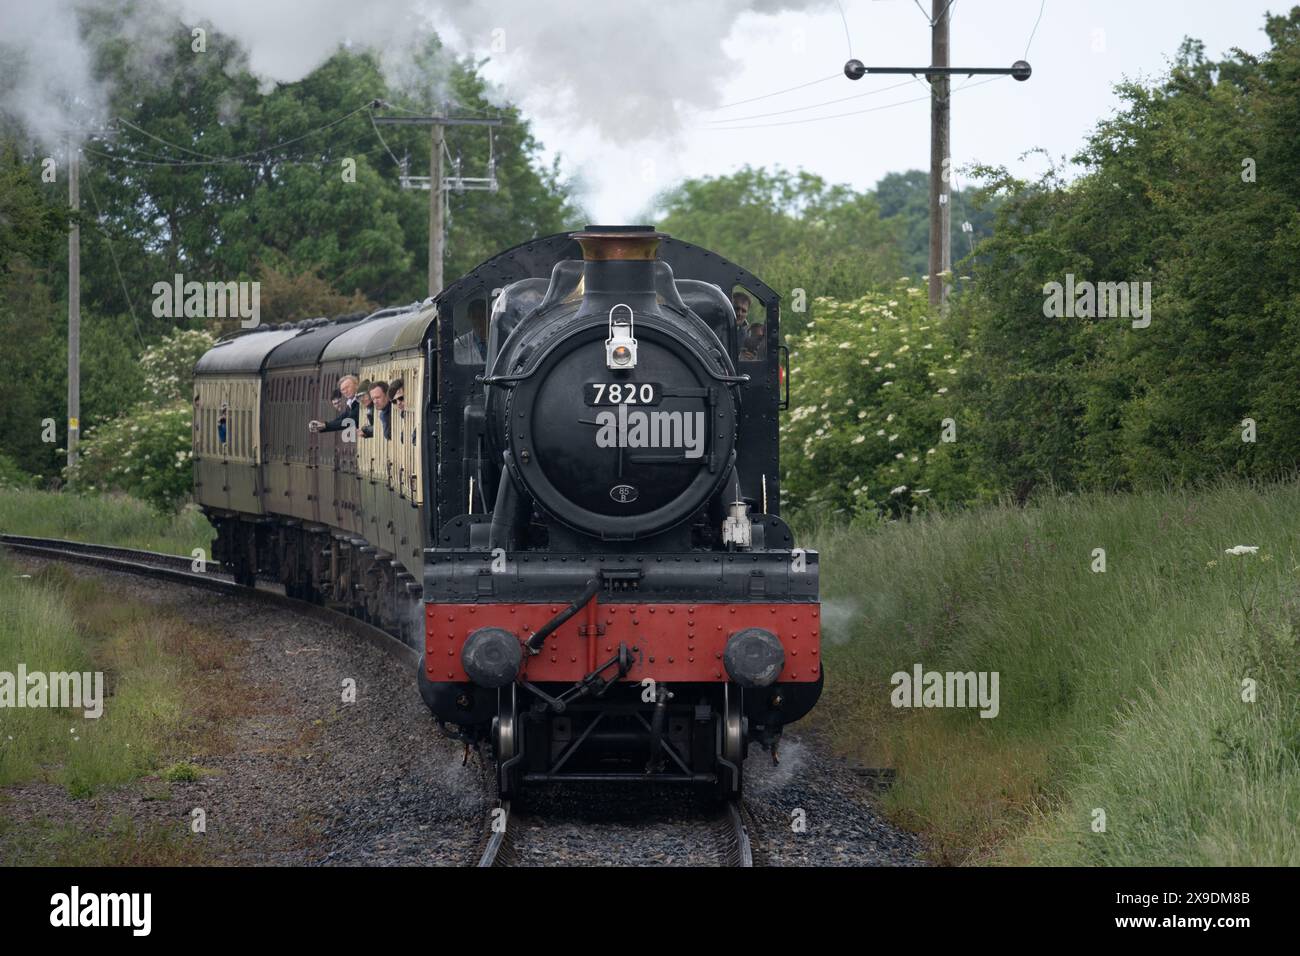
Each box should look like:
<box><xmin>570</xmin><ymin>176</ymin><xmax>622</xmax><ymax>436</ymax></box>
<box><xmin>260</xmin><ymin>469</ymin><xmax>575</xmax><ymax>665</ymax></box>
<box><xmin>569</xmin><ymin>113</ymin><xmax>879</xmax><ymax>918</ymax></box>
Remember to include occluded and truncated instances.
<box><xmin>376</xmin><ymin>109</ymin><xmax>501</xmax><ymax>299</ymax></box>
<box><xmin>928</xmin><ymin>0</ymin><xmax>951</xmax><ymax>311</ymax></box>
<box><xmin>429</xmin><ymin>120</ymin><xmax>445</xmax><ymax>296</ymax></box>
<box><xmin>843</xmin><ymin>17</ymin><xmax>1031</xmax><ymax>312</ymax></box>
<box><xmin>67</xmin><ymin>139</ymin><xmax>80</xmax><ymax>469</ymax></box>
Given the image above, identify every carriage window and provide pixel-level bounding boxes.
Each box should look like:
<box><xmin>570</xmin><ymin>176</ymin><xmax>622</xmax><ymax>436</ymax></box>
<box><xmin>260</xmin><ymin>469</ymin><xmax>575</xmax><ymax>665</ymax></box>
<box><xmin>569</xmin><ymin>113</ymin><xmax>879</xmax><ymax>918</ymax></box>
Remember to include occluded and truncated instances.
<box><xmin>453</xmin><ymin>296</ymin><xmax>490</xmax><ymax>365</ymax></box>
<box><xmin>732</xmin><ymin>285</ymin><xmax>767</xmax><ymax>363</ymax></box>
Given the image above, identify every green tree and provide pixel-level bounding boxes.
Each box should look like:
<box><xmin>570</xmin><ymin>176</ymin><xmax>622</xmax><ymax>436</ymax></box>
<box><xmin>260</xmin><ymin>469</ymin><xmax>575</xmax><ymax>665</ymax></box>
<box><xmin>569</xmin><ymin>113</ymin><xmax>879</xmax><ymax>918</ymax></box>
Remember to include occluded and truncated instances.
<box><xmin>959</xmin><ymin>12</ymin><xmax>1300</xmax><ymax>500</ymax></box>
<box><xmin>0</xmin><ymin>142</ymin><xmax>66</xmax><ymax>276</ymax></box>
<box><xmin>652</xmin><ymin>166</ymin><xmax>905</xmax><ymax>302</ymax></box>
<box><xmin>79</xmin><ymin>28</ymin><xmax>581</xmax><ymax>311</ymax></box>
<box><xmin>1</xmin><ymin>16</ymin><xmax>583</xmax><ymax>481</ymax></box>
<box><xmin>874</xmin><ymin>169</ymin><xmax>1000</xmax><ymax>277</ymax></box>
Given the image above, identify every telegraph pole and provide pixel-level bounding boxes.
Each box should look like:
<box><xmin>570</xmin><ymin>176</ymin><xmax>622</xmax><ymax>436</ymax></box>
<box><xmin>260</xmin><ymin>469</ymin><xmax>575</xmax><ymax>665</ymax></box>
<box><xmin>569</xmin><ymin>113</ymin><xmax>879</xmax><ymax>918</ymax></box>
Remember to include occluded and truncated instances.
<box><xmin>67</xmin><ymin>138</ymin><xmax>80</xmax><ymax>468</ymax></box>
<box><xmin>375</xmin><ymin>108</ymin><xmax>502</xmax><ymax>298</ymax></box>
<box><xmin>844</xmin><ymin>15</ymin><xmax>1031</xmax><ymax>311</ymax></box>
<box><xmin>928</xmin><ymin>0</ymin><xmax>951</xmax><ymax>311</ymax></box>
<box><xmin>429</xmin><ymin>119</ymin><xmax>445</xmax><ymax>296</ymax></box>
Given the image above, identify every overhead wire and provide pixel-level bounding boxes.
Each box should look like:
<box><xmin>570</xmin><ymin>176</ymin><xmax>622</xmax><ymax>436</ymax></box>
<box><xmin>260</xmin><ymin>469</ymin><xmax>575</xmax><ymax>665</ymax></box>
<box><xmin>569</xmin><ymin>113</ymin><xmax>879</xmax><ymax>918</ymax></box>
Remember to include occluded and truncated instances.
<box><xmin>77</xmin><ymin>101</ymin><xmax>377</xmax><ymax>168</ymax></box>
<box><xmin>701</xmin><ymin>74</ymin><xmax>1004</xmax><ymax>130</ymax></box>
<box><xmin>368</xmin><ymin>108</ymin><xmax>403</xmax><ymax>168</ymax></box>
<box><xmin>710</xmin><ymin>73</ymin><xmax>843</xmax><ymax>111</ymax></box>
<box><xmin>704</xmin><ymin>0</ymin><xmax>1042</xmax><ymax>132</ymax></box>
<box><xmin>834</xmin><ymin>0</ymin><xmax>854</xmax><ymax>56</ymax></box>
<box><xmin>81</xmin><ymin>169</ymin><xmax>146</xmax><ymax>348</ymax></box>
<box><xmin>1024</xmin><ymin>0</ymin><xmax>1047</xmax><ymax>58</ymax></box>
<box><xmin>82</xmin><ymin>123</ymin><xmax>376</xmax><ymax>169</ymax></box>
<box><xmin>701</xmin><ymin>77</ymin><xmax>916</xmax><ymax>124</ymax></box>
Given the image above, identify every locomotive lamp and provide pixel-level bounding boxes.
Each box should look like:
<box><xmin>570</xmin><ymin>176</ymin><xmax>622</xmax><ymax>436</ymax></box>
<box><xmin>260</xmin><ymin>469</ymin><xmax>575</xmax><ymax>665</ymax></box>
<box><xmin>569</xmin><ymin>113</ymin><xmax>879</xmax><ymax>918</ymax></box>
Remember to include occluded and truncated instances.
<box><xmin>605</xmin><ymin>303</ymin><xmax>638</xmax><ymax>369</ymax></box>
<box><xmin>722</xmin><ymin>499</ymin><xmax>752</xmax><ymax>550</ymax></box>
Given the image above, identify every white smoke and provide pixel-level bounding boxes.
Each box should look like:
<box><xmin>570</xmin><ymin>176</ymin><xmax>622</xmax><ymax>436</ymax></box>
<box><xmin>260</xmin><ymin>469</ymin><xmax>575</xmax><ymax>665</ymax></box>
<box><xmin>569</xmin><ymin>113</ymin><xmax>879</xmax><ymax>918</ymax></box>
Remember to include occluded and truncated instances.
<box><xmin>0</xmin><ymin>0</ymin><xmax>832</xmax><ymax>149</ymax></box>
<box><xmin>431</xmin><ymin>0</ymin><xmax>831</xmax><ymax>139</ymax></box>
<box><xmin>745</xmin><ymin>734</ymin><xmax>809</xmax><ymax>795</ymax></box>
<box><xmin>819</xmin><ymin>597</ymin><xmax>861</xmax><ymax>645</ymax></box>
<box><xmin>0</xmin><ymin>1</ymin><xmax>111</xmax><ymax>147</ymax></box>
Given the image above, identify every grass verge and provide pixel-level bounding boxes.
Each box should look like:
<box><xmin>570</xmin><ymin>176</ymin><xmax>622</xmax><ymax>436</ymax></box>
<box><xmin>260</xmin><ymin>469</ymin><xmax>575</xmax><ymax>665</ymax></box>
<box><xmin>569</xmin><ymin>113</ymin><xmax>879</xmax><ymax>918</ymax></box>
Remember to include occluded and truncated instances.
<box><xmin>806</xmin><ymin>479</ymin><xmax>1300</xmax><ymax>865</ymax></box>
<box><xmin>0</xmin><ymin>557</ymin><xmax>249</xmax><ymax>864</ymax></box>
<box><xmin>0</xmin><ymin>488</ymin><xmax>212</xmax><ymax>556</ymax></box>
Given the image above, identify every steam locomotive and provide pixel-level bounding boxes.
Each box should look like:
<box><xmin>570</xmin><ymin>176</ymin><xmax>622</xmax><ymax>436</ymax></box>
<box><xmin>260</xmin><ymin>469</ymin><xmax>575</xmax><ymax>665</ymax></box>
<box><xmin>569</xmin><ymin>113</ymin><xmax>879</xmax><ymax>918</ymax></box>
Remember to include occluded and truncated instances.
<box><xmin>192</xmin><ymin>227</ymin><xmax>821</xmax><ymax>797</ymax></box>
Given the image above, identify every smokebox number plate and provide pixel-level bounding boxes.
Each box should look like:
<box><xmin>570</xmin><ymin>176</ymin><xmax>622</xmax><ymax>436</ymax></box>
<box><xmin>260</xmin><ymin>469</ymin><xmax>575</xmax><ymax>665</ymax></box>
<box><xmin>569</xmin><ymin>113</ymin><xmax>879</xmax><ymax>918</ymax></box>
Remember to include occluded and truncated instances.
<box><xmin>586</xmin><ymin>382</ymin><xmax>662</xmax><ymax>406</ymax></box>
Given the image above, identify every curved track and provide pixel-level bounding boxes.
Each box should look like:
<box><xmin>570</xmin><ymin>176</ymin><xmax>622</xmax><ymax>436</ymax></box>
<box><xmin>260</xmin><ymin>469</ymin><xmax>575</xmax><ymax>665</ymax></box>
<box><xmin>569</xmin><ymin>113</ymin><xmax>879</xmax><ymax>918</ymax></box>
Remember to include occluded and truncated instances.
<box><xmin>0</xmin><ymin>534</ymin><xmax>415</xmax><ymax>669</ymax></box>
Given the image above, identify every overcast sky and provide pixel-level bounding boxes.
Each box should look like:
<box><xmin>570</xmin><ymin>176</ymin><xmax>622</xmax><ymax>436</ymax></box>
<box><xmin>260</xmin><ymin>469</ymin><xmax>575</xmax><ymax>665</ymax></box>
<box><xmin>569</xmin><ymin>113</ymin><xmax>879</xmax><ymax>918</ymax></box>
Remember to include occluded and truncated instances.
<box><xmin>477</xmin><ymin>0</ymin><xmax>1286</xmax><ymax>221</ymax></box>
<box><xmin>3</xmin><ymin>1</ymin><xmax>1284</xmax><ymax>225</ymax></box>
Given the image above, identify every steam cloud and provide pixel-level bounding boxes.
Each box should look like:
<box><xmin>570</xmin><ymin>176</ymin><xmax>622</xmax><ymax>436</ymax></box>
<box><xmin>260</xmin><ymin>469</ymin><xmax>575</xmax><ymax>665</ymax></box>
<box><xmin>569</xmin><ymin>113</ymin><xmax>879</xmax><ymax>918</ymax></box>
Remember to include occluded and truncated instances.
<box><xmin>0</xmin><ymin>0</ymin><xmax>831</xmax><ymax>149</ymax></box>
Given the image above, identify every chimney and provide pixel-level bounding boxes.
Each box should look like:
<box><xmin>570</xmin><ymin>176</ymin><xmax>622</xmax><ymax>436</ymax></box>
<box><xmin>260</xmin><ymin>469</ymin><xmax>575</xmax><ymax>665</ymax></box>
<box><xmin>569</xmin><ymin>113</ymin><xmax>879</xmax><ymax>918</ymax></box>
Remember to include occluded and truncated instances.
<box><xmin>572</xmin><ymin>225</ymin><xmax>664</xmax><ymax>316</ymax></box>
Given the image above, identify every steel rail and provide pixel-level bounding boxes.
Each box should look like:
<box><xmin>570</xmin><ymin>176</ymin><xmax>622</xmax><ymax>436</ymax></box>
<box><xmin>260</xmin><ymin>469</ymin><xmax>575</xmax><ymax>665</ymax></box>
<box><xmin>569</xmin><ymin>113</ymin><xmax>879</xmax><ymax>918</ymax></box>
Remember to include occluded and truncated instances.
<box><xmin>0</xmin><ymin>533</ymin><xmax>417</xmax><ymax>667</ymax></box>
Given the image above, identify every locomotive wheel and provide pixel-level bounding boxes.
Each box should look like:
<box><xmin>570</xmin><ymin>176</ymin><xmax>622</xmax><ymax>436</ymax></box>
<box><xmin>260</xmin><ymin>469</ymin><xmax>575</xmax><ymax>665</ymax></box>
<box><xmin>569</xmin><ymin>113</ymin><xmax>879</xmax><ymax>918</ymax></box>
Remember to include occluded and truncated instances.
<box><xmin>494</xmin><ymin>684</ymin><xmax>521</xmax><ymax>800</ymax></box>
<box><xmin>716</xmin><ymin>684</ymin><xmax>746</xmax><ymax>800</ymax></box>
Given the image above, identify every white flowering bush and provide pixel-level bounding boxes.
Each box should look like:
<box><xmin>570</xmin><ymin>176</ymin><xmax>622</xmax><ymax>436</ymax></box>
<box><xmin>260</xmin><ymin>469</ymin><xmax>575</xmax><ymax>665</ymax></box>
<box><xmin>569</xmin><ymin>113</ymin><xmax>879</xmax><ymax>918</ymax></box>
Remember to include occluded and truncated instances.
<box><xmin>62</xmin><ymin>330</ymin><xmax>213</xmax><ymax>510</ymax></box>
<box><xmin>139</xmin><ymin>328</ymin><xmax>216</xmax><ymax>401</ymax></box>
<box><xmin>780</xmin><ymin>284</ymin><xmax>984</xmax><ymax>521</ymax></box>
<box><xmin>64</xmin><ymin>401</ymin><xmax>194</xmax><ymax>509</ymax></box>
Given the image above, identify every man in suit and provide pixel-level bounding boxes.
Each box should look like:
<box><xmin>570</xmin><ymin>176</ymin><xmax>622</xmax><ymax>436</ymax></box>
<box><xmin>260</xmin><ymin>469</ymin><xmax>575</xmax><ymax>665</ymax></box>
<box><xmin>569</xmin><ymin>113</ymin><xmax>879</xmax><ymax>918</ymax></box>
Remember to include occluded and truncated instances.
<box><xmin>308</xmin><ymin>374</ymin><xmax>361</xmax><ymax>434</ymax></box>
<box><xmin>362</xmin><ymin>380</ymin><xmax>391</xmax><ymax>440</ymax></box>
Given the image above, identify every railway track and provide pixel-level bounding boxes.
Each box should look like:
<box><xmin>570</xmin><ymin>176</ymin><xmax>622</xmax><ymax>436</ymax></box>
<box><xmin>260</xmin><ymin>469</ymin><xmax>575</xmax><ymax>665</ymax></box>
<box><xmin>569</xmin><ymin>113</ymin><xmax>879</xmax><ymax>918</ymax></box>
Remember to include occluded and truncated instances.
<box><xmin>477</xmin><ymin>796</ymin><xmax>754</xmax><ymax>867</ymax></box>
<box><xmin>0</xmin><ymin>533</ymin><xmax>416</xmax><ymax>668</ymax></box>
<box><xmin>3</xmin><ymin>533</ymin><xmax>759</xmax><ymax>867</ymax></box>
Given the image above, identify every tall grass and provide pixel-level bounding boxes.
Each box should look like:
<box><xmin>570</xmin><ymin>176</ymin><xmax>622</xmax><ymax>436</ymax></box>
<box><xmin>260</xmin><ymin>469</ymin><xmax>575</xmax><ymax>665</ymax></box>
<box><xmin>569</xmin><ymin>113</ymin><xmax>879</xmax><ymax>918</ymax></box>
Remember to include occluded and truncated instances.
<box><xmin>0</xmin><ymin>561</ymin><xmax>194</xmax><ymax>794</ymax></box>
<box><xmin>0</xmin><ymin>489</ymin><xmax>212</xmax><ymax>556</ymax></box>
<box><xmin>806</xmin><ymin>479</ymin><xmax>1300</xmax><ymax>865</ymax></box>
